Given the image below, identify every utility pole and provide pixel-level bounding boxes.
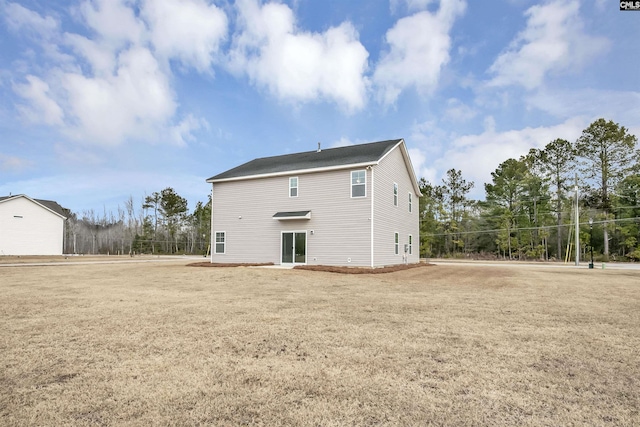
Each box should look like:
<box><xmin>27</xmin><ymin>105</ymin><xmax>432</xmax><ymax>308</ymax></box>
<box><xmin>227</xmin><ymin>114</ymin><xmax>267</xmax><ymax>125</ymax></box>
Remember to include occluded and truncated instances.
<box><xmin>575</xmin><ymin>174</ymin><xmax>579</xmax><ymax>266</ymax></box>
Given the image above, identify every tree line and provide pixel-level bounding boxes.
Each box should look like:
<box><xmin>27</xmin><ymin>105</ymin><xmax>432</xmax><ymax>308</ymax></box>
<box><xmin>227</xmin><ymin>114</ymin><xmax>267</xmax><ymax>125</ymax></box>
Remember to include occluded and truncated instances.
<box><xmin>61</xmin><ymin>117</ymin><xmax>639</xmax><ymax>262</ymax></box>
<box><xmin>419</xmin><ymin>118</ymin><xmax>640</xmax><ymax>262</ymax></box>
<box><xmin>63</xmin><ymin>188</ymin><xmax>211</xmax><ymax>256</ymax></box>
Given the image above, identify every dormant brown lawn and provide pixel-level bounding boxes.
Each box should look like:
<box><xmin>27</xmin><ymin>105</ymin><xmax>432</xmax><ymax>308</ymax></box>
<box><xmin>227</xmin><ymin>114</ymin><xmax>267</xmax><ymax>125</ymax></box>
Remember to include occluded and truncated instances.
<box><xmin>1</xmin><ymin>259</ymin><xmax>638</xmax><ymax>426</ymax></box>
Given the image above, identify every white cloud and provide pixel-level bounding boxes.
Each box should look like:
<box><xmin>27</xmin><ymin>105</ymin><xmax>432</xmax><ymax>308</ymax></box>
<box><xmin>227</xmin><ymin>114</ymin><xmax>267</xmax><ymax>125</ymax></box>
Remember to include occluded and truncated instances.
<box><xmin>13</xmin><ymin>75</ymin><xmax>64</xmax><ymax>125</ymax></box>
<box><xmin>407</xmin><ymin>116</ymin><xmax>587</xmax><ymax>195</ymax></box>
<box><xmin>3</xmin><ymin>2</ymin><xmax>73</xmax><ymax>65</ymax></box>
<box><xmin>390</xmin><ymin>0</ymin><xmax>437</xmax><ymax>13</ymax></box>
<box><xmin>526</xmin><ymin>88</ymin><xmax>640</xmax><ymax>126</ymax></box>
<box><xmin>3</xmin><ymin>1</ymin><xmax>59</xmax><ymax>37</ymax></box>
<box><xmin>487</xmin><ymin>0</ymin><xmax>609</xmax><ymax>89</ymax></box>
<box><xmin>443</xmin><ymin>98</ymin><xmax>477</xmax><ymax>122</ymax></box>
<box><xmin>64</xmin><ymin>33</ymin><xmax>117</xmax><ymax>76</ymax></box>
<box><xmin>228</xmin><ymin>0</ymin><xmax>369</xmax><ymax>112</ymax></box>
<box><xmin>438</xmin><ymin>117</ymin><xmax>585</xmax><ymax>193</ymax></box>
<box><xmin>61</xmin><ymin>46</ymin><xmax>176</xmax><ymax>145</ymax></box>
<box><xmin>77</xmin><ymin>0</ymin><xmax>145</xmax><ymax>48</ymax></box>
<box><xmin>169</xmin><ymin>114</ymin><xmax>209</xmax><ymax>146</ymax></box>
<box><xmin>8</xmin><ymin>1</ymin><xmax>223</xmax><ymax>147</ymax></box>
<box><xmin>53</xmin><ymin>143</ymin><xmax>105</xmax><ymax>167</ymax></box>
<box><xmin>0</xmin><ymin>154</ymin><xmax>32</xmax><ymax>173</ymax></box>
<box><xmin>142</xmin><ymin>0</ymin><xmax>227</xmax><ymax>72</ymax></box>
<box><xmin>527</xmin><ymin>88</ymin><xmax>640</xmax><ymax>146</ymax></box>
<box><xmin>373</xmin><ymin>0</ymin><xmax>466</xmax><ymax>105</ymax></box>
<box><xmin>408</xmin><ymin>147</ymin><xmax>437</xmax><ymax>184</ymax></box>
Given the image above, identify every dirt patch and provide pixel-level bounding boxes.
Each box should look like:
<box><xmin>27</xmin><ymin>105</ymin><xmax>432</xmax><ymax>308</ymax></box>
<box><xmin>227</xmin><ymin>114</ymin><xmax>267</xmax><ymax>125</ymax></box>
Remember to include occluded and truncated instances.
<box><xmin>187</xmin><ymin>262</ymin><xmax>275</xmax><ymax>267</ymax></box>
<box><xmin>186</xmin><ymin>261</ymin><xmax>433</xmax><ymax>274</ymax></box>
<box><xmin>294</xmin><ymin>262</ymin><xmax>434</xmax><ymax>274</ymax></box>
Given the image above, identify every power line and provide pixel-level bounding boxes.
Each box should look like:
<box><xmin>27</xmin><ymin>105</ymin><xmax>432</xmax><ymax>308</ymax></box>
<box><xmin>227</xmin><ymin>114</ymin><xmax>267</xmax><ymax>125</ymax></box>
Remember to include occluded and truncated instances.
<box><xmin>422</xmin><ymin>216</ymin><xmax>640</xmax><ymax>237</ymax></box>
<box><xmin>420</xmin><ymin>205</ymin><xmax>640</xmax><ymax>222</ymax></box>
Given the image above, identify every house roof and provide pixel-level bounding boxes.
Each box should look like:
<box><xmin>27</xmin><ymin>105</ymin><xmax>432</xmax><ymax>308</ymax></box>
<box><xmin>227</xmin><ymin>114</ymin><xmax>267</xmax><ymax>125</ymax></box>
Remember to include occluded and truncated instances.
<box><xmin>0</xmin><ymin>194</ymin><xmax>68</xmax><ymax>219</ymax></box>
<box><xmin>207</xmin><ymin>139</ymin><xmax>403</xmax><ymax>182</ymax></box>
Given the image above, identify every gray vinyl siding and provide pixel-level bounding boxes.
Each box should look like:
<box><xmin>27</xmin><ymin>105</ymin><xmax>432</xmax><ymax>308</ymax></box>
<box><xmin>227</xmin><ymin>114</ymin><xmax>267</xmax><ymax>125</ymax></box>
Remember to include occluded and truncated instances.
<box><xmin>372</xmin><ymin>146</ymin><xmax>420</xmax><ymax>266</ymax></box>
<box><xmin>211</xmin><ymin>167</ymin><xmax>372</xmax><ymax>266</ymax></box>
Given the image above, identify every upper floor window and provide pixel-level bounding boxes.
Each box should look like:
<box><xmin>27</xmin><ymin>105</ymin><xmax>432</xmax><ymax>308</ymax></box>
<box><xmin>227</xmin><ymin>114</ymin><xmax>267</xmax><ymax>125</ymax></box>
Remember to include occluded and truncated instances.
<box><xmin>393</xmin><ymin>183</ymin><xmax>398</xmax><ymax>206</ymax></box>
<box><xmin>289</xmin><ymin>177</ymin><xmax>298</xmax><ymax>197</ymax></box>
<box><xmin>351</xmin><ymin>170</ymin><xmax>366</xmax><ymax>198</ymax></box>
<box><xmin>394</xmin><ymin>232</ymin><xmax>399</xmax><ymax>255</ymax></box>
<box><xmin>408</xmin><ymin>192</ymin><xmax>413</xmax><ymax>213</ymax></box>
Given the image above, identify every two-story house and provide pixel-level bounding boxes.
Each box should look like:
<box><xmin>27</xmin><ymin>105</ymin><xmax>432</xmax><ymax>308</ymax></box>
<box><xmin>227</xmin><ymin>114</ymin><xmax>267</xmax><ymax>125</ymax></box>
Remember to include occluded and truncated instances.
<box><xmin>206</xmin><ymin>139</ymin><xmax>421</xmax><ymax>267</ymax></box>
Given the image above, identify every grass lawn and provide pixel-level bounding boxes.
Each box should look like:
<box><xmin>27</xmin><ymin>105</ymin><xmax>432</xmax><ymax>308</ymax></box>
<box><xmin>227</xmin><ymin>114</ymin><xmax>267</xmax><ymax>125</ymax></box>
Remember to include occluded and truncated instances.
<box><xmin>1</xmin><ymin>260</ymin><xmax>638</xmax><ymax>426</ymax></box>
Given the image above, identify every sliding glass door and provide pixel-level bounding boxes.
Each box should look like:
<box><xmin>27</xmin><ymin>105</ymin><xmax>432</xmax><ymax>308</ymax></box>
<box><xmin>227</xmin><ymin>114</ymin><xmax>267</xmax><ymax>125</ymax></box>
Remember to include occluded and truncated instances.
<box><xmin>281</xmin><ymin>231</ymin><xmax>306</xmax><ymax>264</ymax></box>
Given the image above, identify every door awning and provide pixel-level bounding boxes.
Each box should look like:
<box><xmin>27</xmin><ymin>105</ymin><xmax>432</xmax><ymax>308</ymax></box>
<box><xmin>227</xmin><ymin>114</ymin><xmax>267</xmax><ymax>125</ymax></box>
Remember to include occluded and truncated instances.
<box><xmin>273</xmin><ymin>210</ymin><xmax>311</xmax><ymax>220</ymax></box>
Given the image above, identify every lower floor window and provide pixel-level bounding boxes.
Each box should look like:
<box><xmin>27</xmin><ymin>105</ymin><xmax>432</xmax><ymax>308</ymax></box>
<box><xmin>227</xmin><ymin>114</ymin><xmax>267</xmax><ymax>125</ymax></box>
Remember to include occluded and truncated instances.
<box><xmin>215</xmin><ymin>232</ymin><xmax>226</xmax><ymax>254</ymax></box>
<box><xmin>408</xmin><ymin>234</ymin><xmax>413</xmax><ymax>255</ymax></box>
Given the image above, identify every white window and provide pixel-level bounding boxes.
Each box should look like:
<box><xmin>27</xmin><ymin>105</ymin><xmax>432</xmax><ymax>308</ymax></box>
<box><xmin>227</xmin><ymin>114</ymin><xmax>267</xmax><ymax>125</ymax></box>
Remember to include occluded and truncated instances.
<box><xmin>393</xmin><ymin>183</ymin><xmax>398</xmax><ymax>206</ymax></box>
<box><xmin>394</xmin><ymin>232</ymin><xmax>399</xmax><ymax>255</ymax></box>
<box><xmin>408</xmin><ymin>192</ymin><xmax>412</xmax><ymax>213</ymax></box>
<box><xmin>408</xmin><ymin>234</ymin><xmax>413</xmax><ymax>255</ymax></box>
<box><xmin>215</xmin><ymin>232</ymin><xmax>226</xmax><ymax>254</ymax></box>
<box><xmin>289</xmin><ymin>177</ymin><xmax>298</xmax><ymax>197</ymax></box>
<box><xmin>351</xmin><ymin>170</ymin><xmax>366</xmax><ymax>198</ymax></box>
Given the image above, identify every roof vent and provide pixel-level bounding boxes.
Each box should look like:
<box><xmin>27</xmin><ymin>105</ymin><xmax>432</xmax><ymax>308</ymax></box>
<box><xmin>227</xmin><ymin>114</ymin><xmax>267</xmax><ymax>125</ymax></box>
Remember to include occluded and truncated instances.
<box><xmin>317</xmin><ymin>142</ymin><xmax>321</xmax><ymax>152</ymax></box>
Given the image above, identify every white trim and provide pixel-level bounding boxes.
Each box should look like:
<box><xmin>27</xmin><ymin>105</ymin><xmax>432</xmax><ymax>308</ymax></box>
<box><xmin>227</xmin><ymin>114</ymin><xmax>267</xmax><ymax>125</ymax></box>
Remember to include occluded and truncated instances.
<box><xmin>207</xmin><ymin>161</ymin><xmax>378</xmax><ymax>183</ymax></box>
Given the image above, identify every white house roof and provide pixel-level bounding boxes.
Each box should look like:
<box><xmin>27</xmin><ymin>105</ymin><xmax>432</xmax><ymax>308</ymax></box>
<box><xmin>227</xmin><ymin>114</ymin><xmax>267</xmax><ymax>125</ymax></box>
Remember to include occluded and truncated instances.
<box><xmin>0</xmin><ymin>194</ymin><xmax>68</xmax><ymax>219</ymax></box>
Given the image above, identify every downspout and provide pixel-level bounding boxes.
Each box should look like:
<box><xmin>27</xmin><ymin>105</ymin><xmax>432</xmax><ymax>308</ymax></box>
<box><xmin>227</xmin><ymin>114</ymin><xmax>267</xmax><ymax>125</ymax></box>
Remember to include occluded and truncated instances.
<box><xmin>210</xmin><ymin>184</ymin><xmax>214</xmax><ymax>263</ymax></box>
<box><xmin>370</xmin><ymin>165</ymin><xmax>374</xmax><ymax>268</ymax></box>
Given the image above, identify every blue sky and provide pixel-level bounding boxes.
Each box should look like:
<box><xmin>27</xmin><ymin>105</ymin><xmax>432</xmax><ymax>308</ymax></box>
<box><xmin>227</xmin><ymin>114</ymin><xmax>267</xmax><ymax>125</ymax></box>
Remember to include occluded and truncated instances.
<box><xmin>1</xmin><ymin>0</ymin><xmax>639</xmax><ymax>214</ymax></box>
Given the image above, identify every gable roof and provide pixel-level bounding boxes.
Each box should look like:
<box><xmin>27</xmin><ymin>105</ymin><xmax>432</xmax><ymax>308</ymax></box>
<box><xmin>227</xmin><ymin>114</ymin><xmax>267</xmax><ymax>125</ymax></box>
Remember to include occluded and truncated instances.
<box><xmin>0</xmin><ymin>194</ymin><xmax>68</xmax><ymax>219</ymax></box>
<box><xmin>207</xmin><ymin>139</ymin><xmax>403</xmax><ymax>183</ymax></box>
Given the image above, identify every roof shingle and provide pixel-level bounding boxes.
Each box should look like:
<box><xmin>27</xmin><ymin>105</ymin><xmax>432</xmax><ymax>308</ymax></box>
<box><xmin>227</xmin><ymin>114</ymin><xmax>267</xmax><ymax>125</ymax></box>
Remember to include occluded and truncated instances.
<box><xmin>207</xmin><ymin>139</ymin><xmax>402</xmax><ymax>182</ymax></box>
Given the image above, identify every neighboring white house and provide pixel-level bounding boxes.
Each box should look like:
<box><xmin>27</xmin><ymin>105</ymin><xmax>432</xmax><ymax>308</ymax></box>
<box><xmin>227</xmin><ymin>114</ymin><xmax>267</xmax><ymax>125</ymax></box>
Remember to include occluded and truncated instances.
<box><xmin>206</xmin><ymin>139</ymin><xmax>422</xmax><ymax>267</ymax></box>
<box><xmin>0</xmin><ymin>194</ymin><xmax>67</xmax><ymax>256</ymax></box>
